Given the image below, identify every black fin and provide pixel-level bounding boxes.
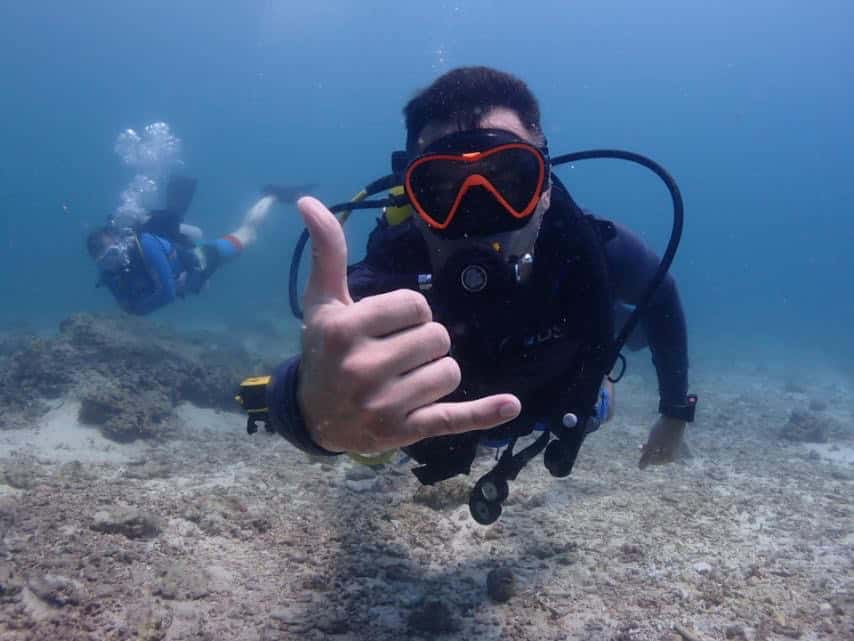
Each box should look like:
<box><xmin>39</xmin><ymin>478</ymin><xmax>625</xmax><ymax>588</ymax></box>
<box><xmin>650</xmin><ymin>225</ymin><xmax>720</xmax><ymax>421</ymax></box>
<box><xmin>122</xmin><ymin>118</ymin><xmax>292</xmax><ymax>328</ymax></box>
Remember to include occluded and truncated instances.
<box><xmin>140</xmin><ymin>209</ymin><xmax>183</xmax><ymax>242</ymax></box>
<box><xmin>165</xmin><ymin>175</ymin><xmax>198</xmax><ymax>216</ymax></box>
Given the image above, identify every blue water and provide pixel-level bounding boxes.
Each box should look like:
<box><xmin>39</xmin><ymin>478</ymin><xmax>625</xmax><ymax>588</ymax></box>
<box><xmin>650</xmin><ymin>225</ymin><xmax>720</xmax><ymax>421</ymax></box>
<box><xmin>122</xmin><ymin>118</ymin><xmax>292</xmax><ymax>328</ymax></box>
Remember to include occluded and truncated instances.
<box><xmin>1</xmin><ymin>1</ymin><xmax>852</xmax><ymax>364</ymax></box>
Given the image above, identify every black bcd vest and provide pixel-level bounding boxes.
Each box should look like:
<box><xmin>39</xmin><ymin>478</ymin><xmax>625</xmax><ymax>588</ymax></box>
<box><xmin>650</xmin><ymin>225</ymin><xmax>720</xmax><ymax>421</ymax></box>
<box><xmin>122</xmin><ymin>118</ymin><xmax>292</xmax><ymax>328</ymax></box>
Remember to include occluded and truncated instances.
<box><xmin>355</xmin><ymin>180</ymin><xmax>617</xmax><ymax>483</ymax></box>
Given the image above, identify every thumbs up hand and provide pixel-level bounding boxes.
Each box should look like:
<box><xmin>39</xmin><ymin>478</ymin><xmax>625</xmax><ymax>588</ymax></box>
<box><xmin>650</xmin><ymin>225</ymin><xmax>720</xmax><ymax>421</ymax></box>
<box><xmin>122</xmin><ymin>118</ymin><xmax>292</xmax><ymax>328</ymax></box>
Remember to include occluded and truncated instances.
<box><xmin>295</xmin><ymin>197</ymin><xmax>522</xmax><ymax>454</ymax></box>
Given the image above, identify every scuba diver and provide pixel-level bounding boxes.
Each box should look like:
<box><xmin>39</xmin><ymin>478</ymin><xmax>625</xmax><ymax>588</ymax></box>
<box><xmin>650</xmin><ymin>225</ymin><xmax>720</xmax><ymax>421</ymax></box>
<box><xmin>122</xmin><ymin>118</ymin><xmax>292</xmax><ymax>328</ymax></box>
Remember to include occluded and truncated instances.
<box><xmin>237</xmin><ymin>67</ymin><xmax>697</xmax><ymax>524</ymax></box>
<box><xmin>87</xmin><ymin>177</ymin><xmax>310</xmax><ymax>316</ymax></box>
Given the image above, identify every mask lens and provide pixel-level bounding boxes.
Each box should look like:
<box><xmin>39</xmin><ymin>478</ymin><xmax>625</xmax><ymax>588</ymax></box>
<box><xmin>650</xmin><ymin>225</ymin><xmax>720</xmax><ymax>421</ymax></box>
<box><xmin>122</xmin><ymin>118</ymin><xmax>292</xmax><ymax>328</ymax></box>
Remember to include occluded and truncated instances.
<box><xmin>97</xmin><ymin>245</ymin><xmax>127</xmax><ymax>272</ymax></box>
<box><xmin>406</xmin><ymin>144</ymin><xmax>545</xmax><ymax>229</ymax></box>
<box><xmin>407</xmin><ymin>157</ymin><xmax>466</xmax><ymax>226</ymax></box>
<box><xmin>478</xmin><ymin>146</ymin><xmax>543</xmax><ymax>212</ymax></box>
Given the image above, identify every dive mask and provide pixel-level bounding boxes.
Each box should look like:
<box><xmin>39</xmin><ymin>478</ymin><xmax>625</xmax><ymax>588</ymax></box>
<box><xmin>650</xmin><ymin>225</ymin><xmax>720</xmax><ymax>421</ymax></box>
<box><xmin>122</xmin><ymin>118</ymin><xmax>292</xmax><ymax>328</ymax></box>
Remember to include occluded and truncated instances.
<box><xmin>96</xmin><ymin>241</ymin><xmax>132</xmax><ymax>273</ymax></box>
<box><xmin>404</xmin><ymin>129</ymin><xmax>549</xmax><ymax>240</ymax></box>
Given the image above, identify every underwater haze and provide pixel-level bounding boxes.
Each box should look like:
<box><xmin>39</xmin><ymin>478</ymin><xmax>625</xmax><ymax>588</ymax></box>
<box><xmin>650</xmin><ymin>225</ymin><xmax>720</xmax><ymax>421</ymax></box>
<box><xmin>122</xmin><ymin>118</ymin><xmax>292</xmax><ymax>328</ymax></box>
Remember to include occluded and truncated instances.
<box><xmin>3</xmin><ymin>3</ymin><xmax>854</xmax><ymax>641</ymax></box>
<box><xmin>1</xmin><ymin>0</ymin><xmax>852</xmax><ymax>366</ymax></box>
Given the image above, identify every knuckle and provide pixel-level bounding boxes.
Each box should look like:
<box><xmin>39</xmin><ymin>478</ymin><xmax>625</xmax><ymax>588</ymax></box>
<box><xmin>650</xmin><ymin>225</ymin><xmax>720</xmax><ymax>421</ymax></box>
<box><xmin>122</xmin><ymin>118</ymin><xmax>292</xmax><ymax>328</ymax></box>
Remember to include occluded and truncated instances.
<box><xmin>434</xmin><ymin>406</ymin><xmax>456</xmax><ymax>435</ymax></box>
<box><xmin>398</xmin><ymin>289</ymin><xmax>432</xmax><ymax>323</ymax></box>
<box><xmin>341</xmin><ymin>346</ymin><xmax>392</xmax><ymax>382</ymax></box>
<box><xmin>440</xmin><ymin>357</ymin><xmax>462</xmax><ymax>389</ymax></box>
<box><xmin>426</xmin><ymin>322</ymin><xmax>451</xmax><ymax>354</ymax></box>
<box><xmin>338</xmin><ymin>353</ymin><xmax>367</xmax><ymax>382</ymax></box>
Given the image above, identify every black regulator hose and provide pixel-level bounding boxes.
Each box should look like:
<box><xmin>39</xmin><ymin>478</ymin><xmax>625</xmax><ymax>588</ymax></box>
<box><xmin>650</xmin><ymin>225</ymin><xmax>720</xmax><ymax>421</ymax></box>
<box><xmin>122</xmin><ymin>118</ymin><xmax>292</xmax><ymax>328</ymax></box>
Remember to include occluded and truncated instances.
<box><xmin>288</xmin><ymin>175</ymin><xmax>399</xmax><ymax>319</ymax></box>
<box><xmin>289</xmin><ymin>231</ymin><xmax>311</xmax><ymax>319</ymax></box>
<box><xmin>549</xmin><ymin>150</ymin><xmax>684</xmax><ymax>368</ymax></box>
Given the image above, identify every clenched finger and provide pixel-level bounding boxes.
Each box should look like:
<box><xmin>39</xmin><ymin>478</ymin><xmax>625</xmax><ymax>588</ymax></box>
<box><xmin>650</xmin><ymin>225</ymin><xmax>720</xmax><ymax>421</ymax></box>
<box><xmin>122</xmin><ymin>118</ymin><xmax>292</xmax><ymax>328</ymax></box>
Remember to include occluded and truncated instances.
<box><xmin>346</xmin><ymin>289</ymin><xmax>433</xmax><ymax>338</ymax></box>
<box><xmin>372</xmin><ymin>322</ymin><xmax>450</xmax><ymax>377</ymax></box>
<box><xmin>383</xmin><ymin>356</ymin><xmax>461</xmax><ymax>414</ymax></box>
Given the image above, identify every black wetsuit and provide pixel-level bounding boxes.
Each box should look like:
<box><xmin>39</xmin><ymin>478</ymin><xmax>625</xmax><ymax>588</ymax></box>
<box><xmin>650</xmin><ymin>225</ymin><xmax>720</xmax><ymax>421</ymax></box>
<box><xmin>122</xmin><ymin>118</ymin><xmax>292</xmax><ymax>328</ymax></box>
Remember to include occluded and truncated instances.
<box><xmin>267</xmin><ymin>195</ymin><xmax>689</xmax><ymax>456</ymax></box>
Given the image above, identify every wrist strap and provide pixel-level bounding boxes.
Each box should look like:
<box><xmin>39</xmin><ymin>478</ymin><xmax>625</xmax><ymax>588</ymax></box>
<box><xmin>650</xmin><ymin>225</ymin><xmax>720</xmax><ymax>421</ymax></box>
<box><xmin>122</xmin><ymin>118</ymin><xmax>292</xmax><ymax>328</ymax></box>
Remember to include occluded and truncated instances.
<box><xmin>659</xmin><ymin>394</ymin><xmax>698</xmax><ymax>422</ymax></box>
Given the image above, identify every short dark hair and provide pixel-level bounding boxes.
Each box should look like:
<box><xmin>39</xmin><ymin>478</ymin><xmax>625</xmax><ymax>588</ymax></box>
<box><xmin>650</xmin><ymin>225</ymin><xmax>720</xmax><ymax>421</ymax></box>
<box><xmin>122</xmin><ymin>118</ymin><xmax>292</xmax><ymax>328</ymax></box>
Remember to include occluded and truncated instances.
<box><xmin>403</xmin><ymin>66</ymin><xmax>542</xmax><ymax>152</ymax></box>
<box><xmin>86</xmin><ymin>227</ymin><xmax>113</xmax><ymax>258</ymax></box>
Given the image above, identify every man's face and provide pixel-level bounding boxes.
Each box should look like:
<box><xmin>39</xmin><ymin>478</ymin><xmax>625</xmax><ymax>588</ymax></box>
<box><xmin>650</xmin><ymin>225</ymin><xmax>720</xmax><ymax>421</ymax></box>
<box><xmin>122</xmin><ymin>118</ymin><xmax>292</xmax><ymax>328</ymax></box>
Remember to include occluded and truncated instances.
<box><xmin>406</xmin><ymin>107</ymin><xmax>552</xmax><ymax>287</ymax></box>
<box><xmin>413</xmin><ymin>107</ymin><xmax>552</xmax><ymax>215</ymax></box>
<box><xmin>94</xmin><ymin>234</ymin><xmax>130</xmax><ymax>272</ymax></box>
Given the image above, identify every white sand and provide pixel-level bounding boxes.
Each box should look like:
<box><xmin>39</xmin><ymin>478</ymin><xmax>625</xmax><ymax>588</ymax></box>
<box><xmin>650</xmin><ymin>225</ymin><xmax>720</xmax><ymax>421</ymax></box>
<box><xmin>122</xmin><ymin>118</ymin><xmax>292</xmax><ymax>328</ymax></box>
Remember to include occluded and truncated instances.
<box><xmin>0</xmin><ymin>400</ymin><xmax>149</xmax><ymax>465</ymax></box>
<box><xmin>2</xmin><ymin>366</ymin><xmax>852</xmax><ymax>640</ymax></box>
<box><xmin>173</xmin><ymin>401</ymin><xmax>246</xmax><ymax>436</ymax></box>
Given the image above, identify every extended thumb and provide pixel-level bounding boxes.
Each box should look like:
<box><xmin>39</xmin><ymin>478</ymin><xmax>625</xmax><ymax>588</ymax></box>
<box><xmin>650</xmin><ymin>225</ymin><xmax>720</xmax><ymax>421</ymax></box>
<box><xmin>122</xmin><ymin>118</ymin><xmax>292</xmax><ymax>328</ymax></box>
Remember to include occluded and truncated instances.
<box><xmin>298</xmin><ymin>196</ymin><xmax>353</xmax><ymax>312</ymax></box>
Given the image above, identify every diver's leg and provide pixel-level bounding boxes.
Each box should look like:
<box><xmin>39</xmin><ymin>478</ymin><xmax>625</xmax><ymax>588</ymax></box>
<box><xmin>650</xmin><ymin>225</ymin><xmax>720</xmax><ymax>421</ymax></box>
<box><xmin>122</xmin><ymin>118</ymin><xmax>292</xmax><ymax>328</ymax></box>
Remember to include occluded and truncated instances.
<box><xmin>184</xmin><ymin>236</ymin><xmax>242</xmax><ymax>294</ymax></box>
<box><xmin>179</xmin><ymin>223</ymin><xmax>203</xmax><ymax>242</ymax></box>
<box><xmin>229</xmin><ymin>195</ymin><xmax>276</xmax><ymax>248</ymax></box>
<box><xmin>184</xmin><ymin>195</ymin><xmax>276</xmax><ymax>294</ymax></box>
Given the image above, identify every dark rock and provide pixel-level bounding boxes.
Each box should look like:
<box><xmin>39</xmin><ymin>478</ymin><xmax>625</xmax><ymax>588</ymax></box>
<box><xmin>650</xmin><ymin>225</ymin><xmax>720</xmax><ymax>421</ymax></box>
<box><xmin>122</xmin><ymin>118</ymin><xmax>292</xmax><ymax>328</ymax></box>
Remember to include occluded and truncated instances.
<box><xmin>483</xmin><ymin>525</ymin><xmax>507</xmax><ymax>541</ymax></box>
<box><xmin>155</xmin><ymin>561</ymin><xmax>209</xmax><ymax>600</ymax></box>
<box><xmin>315</xmin><ymin>610</ymin><xmax>350</xmax><ymax>635</ymax></box>
<box><xmin>771</xmin><ymin>622</ymin><xmax>803</xmax><ymax>639</ymax></box>
<box><xmin>183</xmin><ymin>493</ymin><xmax>260</xmax><ymax>537</ymax></box>
<box><xmin>28</xmin><ymin>573</ymin><xmax>85</xmax><ymax>607</ymax></box>
<box><xmin>486</xmin><ymin>567</ymin><xmax>516</xmax><ymax>603</ymax></box>
<box><xmin>78</xmin><ymin>397</ymin><xmax>120</xmax><ymax>426</ymax></box>
<box><xmin>58</xmin><ymin>460</ymin><xmax>97</xmax><ymax>482</ymax></box>
<box><xmin>619</xmin><ymin>543</ymin><xmax>645</xmax><ymax>562</ymax></box>
<box><xmin>829</xmin><ymin>589</ymin><xmax>854</xmax><ymax>616</ymax></box>
<box><xmin>127</xmin><ymin>605</ymin><xmax>173</xmax><ymax>641</ymax></box>
<box><xmin>0</xmin><ymin>496</ymin><xmax>16</xmax><ymax>530</ymax></box>
<box><xmin>412</xmin><ymin>479</ymin><xmax>471</xmax><ymax>511</ymax></box>
<box><xmin>123</xmin><ymin>461</ymin><xmax>172</xmax><ymax>480</ymax></box>
<box><xmin>2</xmin><ymin>461</ymin><xmax>43</xmax><ymax>489</ymax></box>
<box><xmin>79</xmin><ymin>386</ymin><xmax>174</xmax><ymax>442</ymax></box>
<box><xmin>300</xmin><ymin>574</ymin><xmax>329</xmax><ymax>591</ymax></box>
<box><xmin>250</xmin><ymin>517</ymin><xmax>272</xmax><ymax>533</ymax></box>
<box><xmin>407</xmin><ymin>600</ymin><xmax>459</xmax><ymax>633</ymax></box>
<box><xmin>556</xmin><ymin>550</ymin><xmax>580</xmax><ymax>566</ymax></box>
<box><xmin>525</xmin><ymin>494</ymin><xmax>547</xmax><ymax>508</ymax></box>
<box><xmin>384</xmin><ymin>563</ymin><xmax>417</xmax><ymax>582</ymax></box>
<box><xmin>780</xmin><ymin>410</ymin><xmax>828</xmax><ymax>443</ymax></box>
<box><xmin>725</xmin><ymin>624</ymin><xmax>749</xmax><ymax>640</ymax></box>
<box><xmin>0</xmin><ymin>561</ymin><xmax>21</xmax><ymax>599</ymax></box>
<box><xmin>809</xmin><ymin>399</ymin><xmax>828</xmax><ymax>412</ymax></box>
<box><xmin>91</xmin><ymin>507</ymin><xmax>161</xmax><ymax>539</ymax></box>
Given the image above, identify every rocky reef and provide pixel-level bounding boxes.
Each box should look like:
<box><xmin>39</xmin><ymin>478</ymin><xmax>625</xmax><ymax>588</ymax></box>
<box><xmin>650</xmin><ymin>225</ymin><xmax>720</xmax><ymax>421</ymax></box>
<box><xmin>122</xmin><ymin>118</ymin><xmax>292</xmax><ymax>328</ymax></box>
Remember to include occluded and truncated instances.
<box><xmin>780</xmin><ymin>408</ymin><xmax>853</xmax><ymax>444</ymax></box>
<box><xmin>0</xmin><ymin>313</ymin><xmax>277</xmax><ymax>440</ymax></box>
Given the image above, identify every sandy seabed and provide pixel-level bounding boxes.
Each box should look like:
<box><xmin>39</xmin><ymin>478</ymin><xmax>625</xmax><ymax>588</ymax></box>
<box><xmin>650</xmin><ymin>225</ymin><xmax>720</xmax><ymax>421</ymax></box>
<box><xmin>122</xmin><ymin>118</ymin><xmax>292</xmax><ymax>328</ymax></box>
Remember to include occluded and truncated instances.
<box><xmin>0</xmin><ymin>360</ymin><xmax>852</xmax><ymax>641</ymax></box>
